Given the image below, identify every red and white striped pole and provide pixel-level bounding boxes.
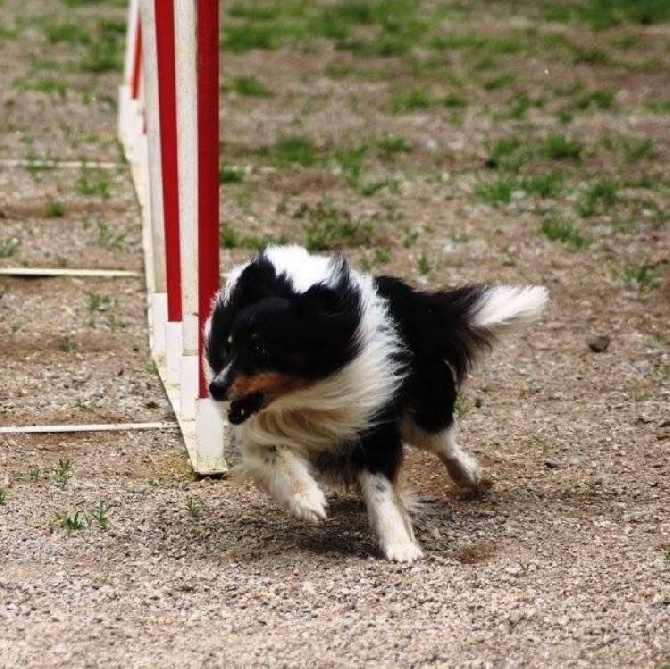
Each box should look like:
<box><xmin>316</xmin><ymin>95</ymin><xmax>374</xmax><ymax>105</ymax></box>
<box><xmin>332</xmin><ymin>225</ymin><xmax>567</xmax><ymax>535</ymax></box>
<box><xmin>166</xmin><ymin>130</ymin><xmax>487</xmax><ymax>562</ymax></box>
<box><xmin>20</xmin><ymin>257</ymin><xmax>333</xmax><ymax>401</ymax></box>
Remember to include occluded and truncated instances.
<box><xmin>119</xmin><ymin>0</ymin><xmax>227</xmax><ymax>474</ymax></box>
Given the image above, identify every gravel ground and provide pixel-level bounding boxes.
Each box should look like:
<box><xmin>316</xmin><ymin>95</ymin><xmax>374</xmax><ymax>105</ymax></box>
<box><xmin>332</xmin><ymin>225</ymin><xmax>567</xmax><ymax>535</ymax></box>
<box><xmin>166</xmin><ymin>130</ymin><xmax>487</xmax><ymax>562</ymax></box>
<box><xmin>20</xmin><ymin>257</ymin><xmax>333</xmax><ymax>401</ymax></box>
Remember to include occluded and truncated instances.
<box><xmin>1</xmin><ymin>0</ymin><xmax>668</xmax><ymax>667</ymax></box>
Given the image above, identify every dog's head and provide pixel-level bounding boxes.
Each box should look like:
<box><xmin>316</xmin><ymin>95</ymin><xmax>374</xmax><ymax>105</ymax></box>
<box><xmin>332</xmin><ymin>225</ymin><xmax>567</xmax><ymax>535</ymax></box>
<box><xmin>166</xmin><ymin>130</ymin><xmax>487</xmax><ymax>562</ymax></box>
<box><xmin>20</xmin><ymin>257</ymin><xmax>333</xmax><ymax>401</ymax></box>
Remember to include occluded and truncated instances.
<box><xmin>204</xmin><ymin>252</ymin><xmax>361</xmax><ymax>425</ymax></box>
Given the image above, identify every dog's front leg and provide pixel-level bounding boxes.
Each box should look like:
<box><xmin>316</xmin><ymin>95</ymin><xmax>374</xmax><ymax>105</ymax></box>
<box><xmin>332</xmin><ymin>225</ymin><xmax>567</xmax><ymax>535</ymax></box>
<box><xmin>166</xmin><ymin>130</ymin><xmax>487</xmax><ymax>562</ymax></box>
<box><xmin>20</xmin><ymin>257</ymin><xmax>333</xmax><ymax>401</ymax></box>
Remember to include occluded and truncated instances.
<box><xmin>243</xmin><ymin>446</ymin><xmax>327</xmax><ymax>524</ymax></box>
<box><xmin>359</xmin><ymin>470</ymin><xmax>423</xmax><ymax>562</ymax></box>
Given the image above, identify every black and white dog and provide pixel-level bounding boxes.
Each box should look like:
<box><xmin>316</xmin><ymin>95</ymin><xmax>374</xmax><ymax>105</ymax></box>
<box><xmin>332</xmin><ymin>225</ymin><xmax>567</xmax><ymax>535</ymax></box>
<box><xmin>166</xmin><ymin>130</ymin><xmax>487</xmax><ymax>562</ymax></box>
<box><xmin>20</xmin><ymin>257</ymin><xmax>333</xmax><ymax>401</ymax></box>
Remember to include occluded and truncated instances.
<box><xmin>204</xmin><ymin>245</ymin><xmax>547</xmax><ymax>561</ymax></box>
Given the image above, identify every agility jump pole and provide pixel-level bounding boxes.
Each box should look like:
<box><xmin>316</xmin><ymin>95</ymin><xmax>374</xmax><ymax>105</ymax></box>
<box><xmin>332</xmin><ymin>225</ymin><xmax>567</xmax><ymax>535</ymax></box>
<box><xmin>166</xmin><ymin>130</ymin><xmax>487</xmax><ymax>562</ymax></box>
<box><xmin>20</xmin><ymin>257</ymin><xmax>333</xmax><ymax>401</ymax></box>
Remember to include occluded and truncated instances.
<box><xmin>119</xmin><ymin>0</ymin><xmax>227</xmax><ymax>475</ymax></box>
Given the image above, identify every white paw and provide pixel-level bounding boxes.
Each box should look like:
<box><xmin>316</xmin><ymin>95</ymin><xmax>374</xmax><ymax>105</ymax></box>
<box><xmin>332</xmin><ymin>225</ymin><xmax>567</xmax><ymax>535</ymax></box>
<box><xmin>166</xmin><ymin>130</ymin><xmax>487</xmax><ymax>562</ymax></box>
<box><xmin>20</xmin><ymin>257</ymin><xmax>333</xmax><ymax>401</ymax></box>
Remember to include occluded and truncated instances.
<box><xmin>286</xmin><ymin>487</ymin><xmax>328</xmax><ymax>525</ymax></box>
<box><xmin>443</xmin><ymin>452</ymin><xmax>480</xmax><ymax>489</ymax></box>
<box><xmin>382</xmin><ymin>540</ymin><xmax>424</xmax><ymax>563</ymax></box>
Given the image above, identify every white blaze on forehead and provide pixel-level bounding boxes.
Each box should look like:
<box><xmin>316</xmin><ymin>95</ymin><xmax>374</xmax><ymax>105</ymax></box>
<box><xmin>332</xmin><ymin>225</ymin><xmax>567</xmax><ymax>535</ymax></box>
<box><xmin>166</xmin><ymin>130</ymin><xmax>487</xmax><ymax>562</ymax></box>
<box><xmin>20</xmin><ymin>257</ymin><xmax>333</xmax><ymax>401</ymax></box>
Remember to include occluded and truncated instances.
<box><xmin>263</xmin><ymin>245</ymin><xmax>337</xmax><ymax>292</ymax></box>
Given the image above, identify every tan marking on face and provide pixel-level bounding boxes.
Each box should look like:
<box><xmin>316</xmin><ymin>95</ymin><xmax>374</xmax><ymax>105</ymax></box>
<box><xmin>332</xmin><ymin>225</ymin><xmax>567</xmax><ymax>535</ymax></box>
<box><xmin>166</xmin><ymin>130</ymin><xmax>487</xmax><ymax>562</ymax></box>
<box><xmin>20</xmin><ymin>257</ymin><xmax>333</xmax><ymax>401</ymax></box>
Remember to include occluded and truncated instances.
<box><xmin>229</xmin><ymin>372</ymin><xmax>310</xmax><ymax>403</ymax></box>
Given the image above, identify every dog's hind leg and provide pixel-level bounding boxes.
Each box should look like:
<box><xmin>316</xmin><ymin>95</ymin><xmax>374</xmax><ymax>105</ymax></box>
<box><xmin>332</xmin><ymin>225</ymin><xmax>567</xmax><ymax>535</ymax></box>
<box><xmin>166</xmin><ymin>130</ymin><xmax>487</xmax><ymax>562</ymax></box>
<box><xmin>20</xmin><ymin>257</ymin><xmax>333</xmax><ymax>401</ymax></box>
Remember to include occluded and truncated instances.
<box><xmin>405</xmin><ymin>420</ymin><xmax>480</xmax><ymax>490</ymax></box>
<box><xmin>239</xmin><ymin>445</ymin><xmax>327</xmax><ymax>524</ymax></box>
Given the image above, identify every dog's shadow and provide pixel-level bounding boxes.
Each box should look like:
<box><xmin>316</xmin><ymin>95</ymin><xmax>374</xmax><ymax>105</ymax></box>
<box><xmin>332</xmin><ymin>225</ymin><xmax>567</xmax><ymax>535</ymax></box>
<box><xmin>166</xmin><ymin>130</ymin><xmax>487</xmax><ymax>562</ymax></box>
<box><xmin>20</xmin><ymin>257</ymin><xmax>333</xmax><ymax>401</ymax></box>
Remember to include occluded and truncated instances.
<box><xmin>194</xmin><ymin>490</ymin><xmax>476</xmax><ymax>564</ymax></box>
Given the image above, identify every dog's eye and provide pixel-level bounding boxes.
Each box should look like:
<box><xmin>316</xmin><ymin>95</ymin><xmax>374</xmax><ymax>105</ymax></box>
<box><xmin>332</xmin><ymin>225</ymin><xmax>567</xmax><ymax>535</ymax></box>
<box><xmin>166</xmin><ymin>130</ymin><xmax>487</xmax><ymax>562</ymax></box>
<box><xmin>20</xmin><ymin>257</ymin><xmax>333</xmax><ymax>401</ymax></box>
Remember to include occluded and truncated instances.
<box><xmin>252</xmin><ymin>341</ymin><xmax>269</xmax><ymax>359</ymax></box>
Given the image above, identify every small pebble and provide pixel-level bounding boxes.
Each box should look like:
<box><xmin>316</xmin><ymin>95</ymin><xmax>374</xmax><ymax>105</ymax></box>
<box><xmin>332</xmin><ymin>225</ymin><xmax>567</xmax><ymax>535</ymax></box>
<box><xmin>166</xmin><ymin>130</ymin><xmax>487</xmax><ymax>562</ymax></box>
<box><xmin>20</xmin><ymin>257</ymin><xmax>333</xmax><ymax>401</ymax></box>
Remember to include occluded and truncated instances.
<box><xmin>587</xmin><ymin>334</ymin><xmax>611</xmax><ymax>353</ymax></box>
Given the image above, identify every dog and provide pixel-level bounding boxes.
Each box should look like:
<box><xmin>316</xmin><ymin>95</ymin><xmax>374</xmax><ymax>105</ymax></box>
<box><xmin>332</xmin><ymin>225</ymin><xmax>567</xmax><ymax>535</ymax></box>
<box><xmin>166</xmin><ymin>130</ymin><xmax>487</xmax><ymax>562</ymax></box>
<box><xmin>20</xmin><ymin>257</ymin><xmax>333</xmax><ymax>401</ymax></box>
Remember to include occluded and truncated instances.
<box><xmin>204</xmin><ymin>245</ymin><xmax>547</xmax><ymax>561</ymax></box>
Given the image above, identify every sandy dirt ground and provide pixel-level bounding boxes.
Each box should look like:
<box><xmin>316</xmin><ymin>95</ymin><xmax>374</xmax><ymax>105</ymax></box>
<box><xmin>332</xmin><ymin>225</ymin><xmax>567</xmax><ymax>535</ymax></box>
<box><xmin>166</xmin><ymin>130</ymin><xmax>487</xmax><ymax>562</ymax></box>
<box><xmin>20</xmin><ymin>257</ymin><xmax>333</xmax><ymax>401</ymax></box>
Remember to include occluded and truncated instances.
<box><xmin>0</xmin><ymin>0</ymin><xmax>668</xmax><ymax>666</ymax></box>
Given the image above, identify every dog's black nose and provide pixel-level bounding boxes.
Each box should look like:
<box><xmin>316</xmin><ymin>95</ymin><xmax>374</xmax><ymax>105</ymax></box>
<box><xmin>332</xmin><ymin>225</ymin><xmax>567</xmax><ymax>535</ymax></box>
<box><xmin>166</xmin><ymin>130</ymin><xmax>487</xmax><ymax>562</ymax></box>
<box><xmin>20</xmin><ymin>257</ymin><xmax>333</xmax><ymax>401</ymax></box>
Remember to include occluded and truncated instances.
<box><xmin>209</xmin><ymin>379</ymin><xmax>229</xmax><ymax>401</ymax></box>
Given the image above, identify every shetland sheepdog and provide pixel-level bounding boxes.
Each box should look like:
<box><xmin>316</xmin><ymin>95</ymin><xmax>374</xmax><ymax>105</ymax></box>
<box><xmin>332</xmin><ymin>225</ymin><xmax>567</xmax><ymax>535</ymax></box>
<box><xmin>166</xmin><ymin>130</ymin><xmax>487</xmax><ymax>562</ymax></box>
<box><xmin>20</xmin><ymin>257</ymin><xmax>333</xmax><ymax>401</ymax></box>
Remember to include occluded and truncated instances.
<box><xmin>204</xmin><ymin>245</ymin><xmax>547</xmax><ymax>561</ymax></box>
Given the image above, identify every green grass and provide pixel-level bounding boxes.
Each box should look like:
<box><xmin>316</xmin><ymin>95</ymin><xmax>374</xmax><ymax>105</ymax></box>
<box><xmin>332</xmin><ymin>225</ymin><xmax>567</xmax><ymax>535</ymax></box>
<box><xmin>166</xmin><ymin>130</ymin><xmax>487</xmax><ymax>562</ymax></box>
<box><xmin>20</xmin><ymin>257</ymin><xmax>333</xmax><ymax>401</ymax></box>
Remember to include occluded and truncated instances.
<box><xmin>19</xmin><ymin>77</ymin><xmax>68</xmax><ymax>97</ymax></box>
<box><xmin>577</xmin><ymin>180</ymin><xmax>618</xmax><ymax>217</ymax></box>
<box><xmin>78</xmin><ymin>20</ymin><xmax>125</xmax><ymax>73</ymax></box>
<box><xmin>417</xmin><ymin>250</ymin><xmax>432</xmax><ymax>275</ymax></box>
<box><xmin>55</xmin><ymin>510</ymin><xmax>88</xmax><ymax>530</ymax></box>
<box><xmin>376</xmin><ymin>135</ymin><xmax>413</xmax><ymax>155</ymax></box>
<box><xmin>646</xmin><ymin>99</ymin><xmax>670</xmax><ymax>115</ymax></box>
<box><xmin>219</xmin><ymin>164</ymin><xmax>245</xmax><ymax>184</ymax></box>
<box><xmin>221</xmin><ymin>24</ymin><xmax>280</xmax><ymax>52</ymax></box>
<box><xmin>227</xmin><ymin>75</ymin><xmax>272</xmax><ymax>97</ymax></box>
<box><xmin>29</xmin><ymin>466</ymin><xmax>42</xmax><ymax>482</ymax></box>
<box><xmin>219</xmin><ymin>225</ymin><xmax>287</xmax><ymax>251</ymax></box>
<box><xmin>77</xmin><ymin>167</ymin><xmax>110</xmax><ymax>198</ymax></box>
<box><xmin>91</xmin><ymin>501</ymin><xmax>110</xmax><ymax>531</ymax></box>
<box><xmin>45</xmin><ymin>199</ymin><xmax>66</xmax><ymax>218</ymax></box>
<box><xmin>453</xmin><ymin>395</ymin><xmax>472</xmax><ymax>419</ymax></box>
<box><xmin>87</xmin><ymin>292</ymin><xmax>113</xmax><ymax>312</ymax></box>
<box><xmin>619</xmin><ymin>262</ymin><xmax>662</xmax><ymax>296</ymax></box>
<box><xmin>54</xmin><ymin>458</ymin><xmax>72</xmax><ymax>489</ymax></box>
<box><xmin>541</xmin><ymin>0</ymin><xmax>670</xmax><ymax>29</ymax></box>
<box><xmin>0</xmin><ymin>237</ymin><xmax>20</xmax><ymax>258</ymax></box>
<box><xmin>476</xmin><ymin>178</ymin><xmax>517</xmax><ymax>205</ymax></box>
<box><xmin>476</xmin><ymin>172</ymin><xmax>563</xmax><ymax>205</ymax></box>
<box><xmin>573</xmin><ymin>89</ymin><xmax>616</xmax><ymax>110</ymax></box>
<box><xmin>391</xmin><ymin>88</ymin><xmax>432</xmax><ymax>113</ymax></box>
<box><xmin>541</xmin><ymin>135</ymin><xmax>584</xmax><ymax>161</ymax></box>
<box><xmin>96</xmin><ymin>220</ymin><xmax>125</xmax><ymax>250</ymax></box>
<box><xmin>59</xmin><ymin>336</ymin><xmax>76</xmax><ymax>353</ymax></box>
<box><xmin>541</xmin><ymin>215</ymin><xmax>591</xmax><ymax>250</ymax></box>
<box><xmin>186</xmin><ymin>497</ymin><xmax>202</xmax><ymax>519</ymax></box>
<box><xmin>43</xmin><ymin>21</ymin><xmax>92</xmax><ymax>44</ymax></box>
<box><xmin>300</xmin><ymin>196</ymin><xmax>375</xmax><ymax>251</ymax></box>
<box><xmin>258</xmin><ymin>136</ymin><xmax>319</xmax><ymax>167</ymax></box>
<box><xmin>0</xmin><ymin>489</ymin><xmax>6</xmax><ymax>505</ymax></box>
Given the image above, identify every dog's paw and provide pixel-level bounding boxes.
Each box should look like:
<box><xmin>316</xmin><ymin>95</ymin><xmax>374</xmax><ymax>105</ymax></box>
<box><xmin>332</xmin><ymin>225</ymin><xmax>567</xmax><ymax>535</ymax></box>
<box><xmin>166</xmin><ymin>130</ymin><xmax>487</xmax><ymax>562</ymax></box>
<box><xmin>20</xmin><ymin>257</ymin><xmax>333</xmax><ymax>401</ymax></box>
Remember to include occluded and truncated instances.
<box><xmin>382</xmin><ymin>540</ymin><xmax>424</xmax><ymax>563</ymax></box>
<box><xmin>442</xmin><ymin>452</ymin><xmax>480</xmax><ymax>489</ymax></box>
<box><xmin>286</xmin><ymin>487</ymin><xmax>328</xmax><ymax>525</ymax></box>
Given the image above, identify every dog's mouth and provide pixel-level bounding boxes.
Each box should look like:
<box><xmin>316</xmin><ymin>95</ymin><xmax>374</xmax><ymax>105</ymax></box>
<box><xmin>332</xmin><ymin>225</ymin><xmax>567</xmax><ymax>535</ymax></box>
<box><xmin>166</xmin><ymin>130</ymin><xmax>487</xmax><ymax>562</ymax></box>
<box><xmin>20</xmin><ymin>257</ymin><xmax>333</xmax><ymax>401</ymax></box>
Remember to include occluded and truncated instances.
<box><xmin>227</xmin><ymin>392</ymin><xmax>266</xmax><ymax>425</ymax></box>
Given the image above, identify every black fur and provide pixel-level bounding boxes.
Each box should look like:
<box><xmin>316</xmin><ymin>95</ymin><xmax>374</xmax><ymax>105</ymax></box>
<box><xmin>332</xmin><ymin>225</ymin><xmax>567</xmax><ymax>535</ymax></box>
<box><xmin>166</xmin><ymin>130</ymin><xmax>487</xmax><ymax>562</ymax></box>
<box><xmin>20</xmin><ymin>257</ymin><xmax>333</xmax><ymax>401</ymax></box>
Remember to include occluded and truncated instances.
<box><xmin>375</xmin><ymin>276</ymin><xmax>493</xmax><ymax>435</ymax></box>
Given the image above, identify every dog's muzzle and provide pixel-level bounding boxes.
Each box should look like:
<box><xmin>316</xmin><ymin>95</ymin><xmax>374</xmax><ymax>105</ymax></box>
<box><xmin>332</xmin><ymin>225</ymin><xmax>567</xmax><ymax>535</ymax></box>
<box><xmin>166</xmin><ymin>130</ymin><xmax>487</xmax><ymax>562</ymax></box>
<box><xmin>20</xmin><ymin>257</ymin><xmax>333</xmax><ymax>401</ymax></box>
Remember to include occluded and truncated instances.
<box><xmin>208</xmin><ymin>377</ymin><xmax>265</xmax><ymax>425</ymax></box>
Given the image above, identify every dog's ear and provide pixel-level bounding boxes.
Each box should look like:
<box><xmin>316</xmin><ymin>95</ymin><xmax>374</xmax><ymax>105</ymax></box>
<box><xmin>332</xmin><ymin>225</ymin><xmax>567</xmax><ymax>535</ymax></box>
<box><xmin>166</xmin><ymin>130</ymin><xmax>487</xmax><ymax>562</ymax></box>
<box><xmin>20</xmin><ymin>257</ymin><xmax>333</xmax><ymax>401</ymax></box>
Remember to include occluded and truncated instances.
<box><xmin>231</xmin><ymin>256</ymin><xmax>293</xmax><ymax>307</ymax></box>
<box><xmin>297</xmin><ymin>254</ymin><xmax>355</xmax><ymax>318</ymax></box>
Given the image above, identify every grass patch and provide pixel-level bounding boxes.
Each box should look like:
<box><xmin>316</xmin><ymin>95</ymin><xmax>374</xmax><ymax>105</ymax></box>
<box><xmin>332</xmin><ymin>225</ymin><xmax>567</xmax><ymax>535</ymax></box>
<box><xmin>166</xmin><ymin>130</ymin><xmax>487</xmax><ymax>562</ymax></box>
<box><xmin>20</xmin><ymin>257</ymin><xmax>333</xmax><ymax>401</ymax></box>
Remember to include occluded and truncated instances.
<box><xmin>619</xmin><ymin>262</ymin><xmax>662</xmax><ymax>296</ymax></box>
<box><xmin>541</xmin><ymin>135</ymin><xmax>584</xmax><ymax>161</ymax></box>
<box><xmin>541</xmin><ymin>215</ymin><xmax>591</xmax><ymax>250</ymax></box>
<box><xmin>0</xmin><ymin>237</ymin><xmax>20</xmax><ymax>258</ymax></box>
<box><xmin>91</xmin><ymin>501</ymin><xmax>110</xmax><ymax>531</ymax></box>
<box><xmin>59</xmin><ymin>336</ymin><xmax>76</xmax><ymax>353</ymax></box>
<box><xmin>77</xmin><ymin>167</ymin><xmax>110</xmax><ymax>198</ymax></box>
<box><xmin>19</xmin><ymin>77</ymin><xmax>68</xmax><ymax>97</ymax></box>
<box><xmin>219</xmin><ymin>164</ymin><xmax>245</xmax><ymax>184</ymax></box>
<box><xmin>219</xmin><ymin>225</ymin><xmax>287</xmax><ymax>251</ymax></box>
<box><xmin>298</xmin><ymin>196</ymin><xmax>375</xmax><ymax>251</ymax></box>
<box><xmin>96</xmin><ymin>220</ymin><xmax>126</xmax><ymax>251</ymax></box>
<box><xmin>258</xmin><ymin>136</ymin><xmax>319</xmax><ymax>167</ymax></box>
<box><xmin>79</xmin><ymin>19</ymin><xmax>125</xmax><ymax>73</ymax></box>
<box><xmin>476</xmin><ymin>178</ymin><xmax>516</xmax><ymax>205</ymax></box>
<box><xmin>543</xmin><ymin>0</ymin><xmax>670</xmax><ymax>29</ymax></box>
<box><xmin>87</xmin><ymin>292</ymin><xmax>113</xmax><ymax>312</ymax></box>
<box><xmin>476</xmin><ymin>172</ymin><xmax>563</xmax><ymax>205</ymax></box>
<box><xmin>45</xmin><ymin>199</ymin><xmax>66</xmax><ymax>218</ymax></box>
<box><xmin>376</xmin><ymin>135</ymin><xmax>413</xmax><ymax>155</ymax></box>
<box><xmin>55</xmin><ymin>510</ymin><xmax>88</xmax><ymax>530</ymax></box>
<box><xmin>391</xmin><ymin>88</ymin><xmax>432</xmax><ymax>113</ymax></box>
<box><xmin>54</xmin><ymin>458</ymin><xmax>72</xmax><ymax>489</ymax></box>
<box><xmin>646</xmin><ymin>99</ymin><xmax>670</xmax><ymax>115</ymax></box>
<box><xmin>43</xmin><ymin>21</ymin><xmax>91</xmax><ymax>44</ymax></box>
<box><xmin>227</xmin><ymin>75</ymin><xmax>272</xmax><ymax>97</ymax></box>
<box><xmin>577</xmin><ymin>180</ymin><xmax>618</xmax><ymax>217</ymax></box>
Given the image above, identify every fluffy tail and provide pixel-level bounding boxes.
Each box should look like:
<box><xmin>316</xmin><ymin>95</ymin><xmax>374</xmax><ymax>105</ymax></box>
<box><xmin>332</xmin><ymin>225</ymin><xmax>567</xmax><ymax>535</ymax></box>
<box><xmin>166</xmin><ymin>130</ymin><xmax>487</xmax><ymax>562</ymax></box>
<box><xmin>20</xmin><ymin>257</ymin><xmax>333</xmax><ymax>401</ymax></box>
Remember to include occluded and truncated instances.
<box><xmin>469</xmin><ymin>285</ymin><xmax>548</xmax><ymax>333</ymax></box>
<box><xmin>432</xmin><ymin>284</ymin><xmax>548</xmax><ymax>384</ymax></box>
<box><xmin>375</xmin><ymin>276</ymin><xmax>548</xmax><ymax>386</ymax></box>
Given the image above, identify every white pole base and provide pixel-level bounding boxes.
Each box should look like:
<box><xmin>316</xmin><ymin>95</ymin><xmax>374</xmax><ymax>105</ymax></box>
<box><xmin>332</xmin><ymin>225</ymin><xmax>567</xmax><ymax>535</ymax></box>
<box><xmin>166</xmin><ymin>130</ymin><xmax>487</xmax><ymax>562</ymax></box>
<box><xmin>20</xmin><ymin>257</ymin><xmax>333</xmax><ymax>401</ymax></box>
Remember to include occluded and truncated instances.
<box><xmin>150</xmin><ymin>292</ymin><xmax>168</xmax><ymax>359</ymax></box>
<box><xmin>166</xmin><ymin>321</ymin><xmax>183</xmax><ymax>386</ymax></box>
<box><xmin>179</xmin><ymin>354</ymin><xmax>199</xmax><ymax>421</ymax></box>
<box><xmin>192</xmin><ymin>397</ymin><xmax>228</xmax><ymax>474</ymax></box>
